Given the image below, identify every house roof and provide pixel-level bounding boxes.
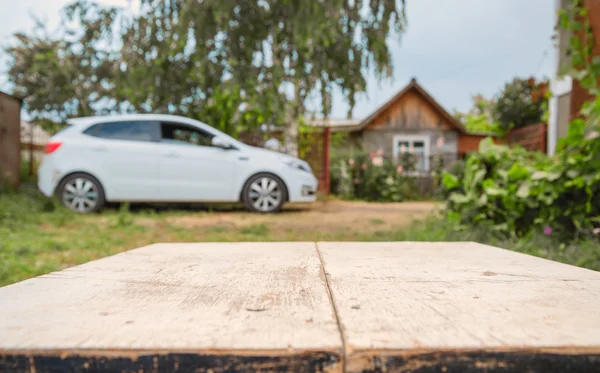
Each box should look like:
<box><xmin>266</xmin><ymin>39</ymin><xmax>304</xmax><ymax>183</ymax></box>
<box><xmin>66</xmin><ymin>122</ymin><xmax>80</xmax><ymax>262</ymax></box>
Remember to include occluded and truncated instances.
<box><xmin>304</xmin><ymin>79</ymin><xmax>467</xmax><ymax>133</ymax></box>
<box><xmin>356</xmin><ymin>78</ymin><xmax>467</xmax><ymax>133</ymax></box>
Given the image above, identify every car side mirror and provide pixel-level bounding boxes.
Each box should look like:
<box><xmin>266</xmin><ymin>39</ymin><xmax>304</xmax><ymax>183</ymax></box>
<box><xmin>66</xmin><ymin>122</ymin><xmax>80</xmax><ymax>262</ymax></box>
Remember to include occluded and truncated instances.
<box><xmin>211</xmin><ymin>136</ymin><xmax>233</xmax><ymax>150</ymax></box>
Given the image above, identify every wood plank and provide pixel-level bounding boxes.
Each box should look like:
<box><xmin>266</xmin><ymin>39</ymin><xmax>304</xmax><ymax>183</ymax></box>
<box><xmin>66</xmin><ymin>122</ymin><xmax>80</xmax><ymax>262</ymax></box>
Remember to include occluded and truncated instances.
<box><xmin>317</xmin><ymin>242</ymin><xmax>600</xmax><ymax>372</ymax></box>
<box><xmin>0</xmin><ymin>242</ymin><xmax>343</xmax><ymax>373</ymax></box>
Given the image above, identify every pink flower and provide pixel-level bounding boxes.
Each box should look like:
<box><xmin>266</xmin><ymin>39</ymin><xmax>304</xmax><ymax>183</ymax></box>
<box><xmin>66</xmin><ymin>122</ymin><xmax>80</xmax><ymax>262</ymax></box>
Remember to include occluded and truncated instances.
<box><xmin>369</xmin><ymin>152</ymin><xmax>376</xmax><ymax>159</ymax></box>
<box><xmin>437</xmin><ymin>137</ymin><xmax>445</xmax><ymax>149</ymax></box>
<box><xmin>376</xmin><ymin>149</ymin><xmax>384</xmax><ymax>156</ymax></box>
<box><xmin>399</xmin><ymin>144</ymin><xmax>406</xmax><ymax>153</ymax></box>
<box><xmin>372</xmin><ymin>156</ymin><xmax>383</xmax><ymax>167</ymax></box>
<box><xmin>396</xmin><ymin>165</ymin><xmax>404</xmax><ymax>174</ymax></box>
<box><xmin>353</xmin><ymin>178</ymin><xmax>359</xmax><ymax>184</ymax></box>
<box><xmin>544</xmin><ymin>226</ymin><xmax>552</xmax><ymax>235</ymax></box>
<box><xmin>408</xmin><ymin>144</ymin><xmax>415</xmax><ymax>154</ymax></box>
<box><xmin>361</xmin><ymin>163</ymin><xmax>367</xmax><ymax>170</ymax></box>
<box><xmin>348</xmin><ymin>159</ymin><xmax>355</xmax><ymax>167</ymax></box>
<box><xmin>593</xmin><ymin>228</ymin><xmax>600</xmax><ymax>235</ymax></box>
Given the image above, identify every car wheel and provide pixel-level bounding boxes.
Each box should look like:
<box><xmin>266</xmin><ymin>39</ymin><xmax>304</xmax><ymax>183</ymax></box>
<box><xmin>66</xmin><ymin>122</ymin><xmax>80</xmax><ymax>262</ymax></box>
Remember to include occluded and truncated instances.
<box><xmin>242</xmin><ymin>173</ymin><xmax>287</xmax><ymax>213</ymax></box>
<box><xmin>57</xmin><ymin>173</ymin><xmax>106</xmax><ymax>213</ymax></box>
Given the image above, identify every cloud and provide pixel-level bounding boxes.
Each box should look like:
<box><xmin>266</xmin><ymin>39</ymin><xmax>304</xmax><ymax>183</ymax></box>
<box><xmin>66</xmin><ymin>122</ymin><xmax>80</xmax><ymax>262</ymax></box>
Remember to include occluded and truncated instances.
<box><xmin>331</xmin><ymin>0</ymin><xmax>556</xmax><ymax>118</ymax></box>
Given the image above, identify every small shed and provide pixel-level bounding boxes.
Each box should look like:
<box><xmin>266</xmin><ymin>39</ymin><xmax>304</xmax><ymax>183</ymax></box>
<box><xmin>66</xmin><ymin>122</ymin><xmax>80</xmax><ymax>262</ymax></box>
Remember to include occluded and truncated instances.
<box><xmin>0</xmin><ymin>91</ymin><xmax>22</xmax><ymax>188</ymax></box>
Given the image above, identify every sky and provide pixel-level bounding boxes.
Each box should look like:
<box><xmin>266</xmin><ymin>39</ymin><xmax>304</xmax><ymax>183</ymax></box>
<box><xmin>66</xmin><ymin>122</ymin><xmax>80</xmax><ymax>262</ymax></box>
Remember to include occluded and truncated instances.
<box><xmin>0</xmin><ymin>0</ymin><xmax>557</xmax><ymax>120</ymax></box>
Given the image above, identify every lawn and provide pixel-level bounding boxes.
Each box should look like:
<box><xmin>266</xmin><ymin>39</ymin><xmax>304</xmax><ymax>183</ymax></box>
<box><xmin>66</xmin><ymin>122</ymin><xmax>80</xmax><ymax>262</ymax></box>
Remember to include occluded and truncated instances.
<box><xmin>1</xmin><ymin>185</ymin><xmax>599</xmax><ymax>287</ymax></box>
<box><xmin>0</xmin><ymin>184</ymin><xmax>438</xmax><ymax>286</ymax></box>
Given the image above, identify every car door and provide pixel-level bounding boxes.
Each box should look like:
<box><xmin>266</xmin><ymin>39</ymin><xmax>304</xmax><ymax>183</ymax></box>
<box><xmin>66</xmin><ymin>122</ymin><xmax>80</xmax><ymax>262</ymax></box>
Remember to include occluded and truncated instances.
<box><xmin>157</xmin><ymin>121</ymin><xmax>238</xmax><ymax>201</ymax></box>
<box><xmin>82</xmin><ymin>120</ymin><xmax>160</xmax><ymax>200</ymax></box>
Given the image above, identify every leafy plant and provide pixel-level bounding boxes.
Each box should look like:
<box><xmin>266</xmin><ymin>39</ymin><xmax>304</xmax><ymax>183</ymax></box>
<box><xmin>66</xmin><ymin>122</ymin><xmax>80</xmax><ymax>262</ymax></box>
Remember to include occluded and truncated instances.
<box><xmin>198</xmin><ymin>85</ymin><xmax>268</xmax><ymax>138</ymax></box>
<box><xmin>442</xmin><ymin>127</ymin><xmax>599</xmax><ymax>238</ymax></box>
<box><xmin>442</xmin><ymin>0</ymin><xmax>600</xmax><ymax>240</ymax></box>
<box><xmin>454</xmin><ymin>94</ymin><xmax>504</xmax><ymax>135</ymax></box>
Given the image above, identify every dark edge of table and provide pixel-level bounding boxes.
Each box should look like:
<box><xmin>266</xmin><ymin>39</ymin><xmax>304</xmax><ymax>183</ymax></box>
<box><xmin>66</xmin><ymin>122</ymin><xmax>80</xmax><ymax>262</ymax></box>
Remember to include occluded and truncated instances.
<box><xmin>348</xmin><ymin>349</ymin><xmax>600</xmax><ymax>373</ymax></box>
<box><xmin>0</xmin><ymin>350</ymin><xmax>342</xmax><ymax>373</ymax></box>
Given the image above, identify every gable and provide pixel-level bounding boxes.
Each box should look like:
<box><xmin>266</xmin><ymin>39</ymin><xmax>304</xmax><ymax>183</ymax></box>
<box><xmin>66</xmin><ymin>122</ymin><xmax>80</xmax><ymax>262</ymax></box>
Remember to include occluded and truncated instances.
<box><xmin>357</xmin><ymin>79</ymin><xmax>465</xmax><ymax>133</ymax></box>
<box><xmin>364</xmin><ymin>89</ymin><xmax>456</xmax><ymax>131</ymax></box>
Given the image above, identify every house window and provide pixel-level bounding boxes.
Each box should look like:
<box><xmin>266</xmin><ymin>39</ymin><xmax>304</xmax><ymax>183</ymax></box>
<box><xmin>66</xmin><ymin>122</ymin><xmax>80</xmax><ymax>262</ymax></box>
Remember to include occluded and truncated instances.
<box><xmin>392</xmin><ymin>135</ymin><xmax>431</xmax><ymax>172</ymax></box>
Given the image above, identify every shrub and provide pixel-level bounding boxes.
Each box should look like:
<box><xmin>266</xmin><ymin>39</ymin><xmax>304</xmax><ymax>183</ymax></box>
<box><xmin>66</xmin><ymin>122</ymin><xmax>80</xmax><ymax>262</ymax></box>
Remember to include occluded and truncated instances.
<box><xmin>442</xmin><ymin>116</ymin><xmax>600</xmax><ymax>238</ymax></box>
<box><xmin>331</xmin><ymin>151</ymin><xmax>420</xmax><ymax>202</ymax></box>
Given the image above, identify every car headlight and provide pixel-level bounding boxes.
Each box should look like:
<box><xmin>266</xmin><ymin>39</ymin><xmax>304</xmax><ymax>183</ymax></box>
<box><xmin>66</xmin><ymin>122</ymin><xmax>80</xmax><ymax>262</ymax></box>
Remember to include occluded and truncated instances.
<box><xmin>280</xmin><ymin>156</ymin><xmax>312</xmax><ymax>173</ymax></box>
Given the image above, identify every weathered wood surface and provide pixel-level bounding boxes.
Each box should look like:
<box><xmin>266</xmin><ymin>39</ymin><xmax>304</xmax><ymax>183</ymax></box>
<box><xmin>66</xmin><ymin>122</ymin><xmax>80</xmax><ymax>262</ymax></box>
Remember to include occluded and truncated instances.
<box><xmin>2</xmin><ymin>242</ymin><xmax>600</xmax><ymax>373</ymax></box>
<box><xmin>0</xmin><ymin>242</ymin><xmax>342</xmax><ymax>373</ymax></box>
<box><xmin>318</xmin><ymin>242</ymin><xmax>600</xmax><ymax>372</ymax></box>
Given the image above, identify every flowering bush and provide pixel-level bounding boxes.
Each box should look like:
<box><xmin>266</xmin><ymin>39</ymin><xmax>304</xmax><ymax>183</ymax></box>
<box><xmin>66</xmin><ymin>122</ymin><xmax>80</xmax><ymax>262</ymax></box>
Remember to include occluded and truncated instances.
<box><xmin>331</xmin><ymin>151</ymin><xmax>420</xmax><ymax>202</ymax></box>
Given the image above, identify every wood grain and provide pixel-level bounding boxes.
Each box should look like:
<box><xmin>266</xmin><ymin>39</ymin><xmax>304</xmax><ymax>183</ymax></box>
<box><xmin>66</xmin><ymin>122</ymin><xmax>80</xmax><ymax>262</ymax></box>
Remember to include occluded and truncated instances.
<box><xmin>366</xmin><ymin>91</ymin><xmax>454</xmax><ymax>131</ymax></box>
<box><xmin>3</xmin><ymin>241</ymin><xmax>600</xmax><ymax>372</ymax></box>
<box><xmin>0</xmin><ymin>242</ymin><xmax>342</xmax><ymax>372</ymax></box>
<box><xmin>317</xmin><ymin>241</ymin><xmax>600</xmax><ymax>372</ymax></box>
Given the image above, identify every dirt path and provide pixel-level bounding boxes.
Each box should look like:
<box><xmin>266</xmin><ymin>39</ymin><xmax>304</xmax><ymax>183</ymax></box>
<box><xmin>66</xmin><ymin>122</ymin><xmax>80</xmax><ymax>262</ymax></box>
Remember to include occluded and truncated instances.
<box><xmin>164</xmin><ymin>200</ymin><xmax>441</xmax><ymax>235</ymax></box>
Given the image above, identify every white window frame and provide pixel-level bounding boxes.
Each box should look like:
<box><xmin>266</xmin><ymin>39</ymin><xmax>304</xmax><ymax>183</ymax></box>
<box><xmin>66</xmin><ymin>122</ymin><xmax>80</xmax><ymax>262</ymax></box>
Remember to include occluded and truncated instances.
<box><xmin>392</xmin><ymin>135</ymin><xmax>431</xmax><ymax>173</ymax></box>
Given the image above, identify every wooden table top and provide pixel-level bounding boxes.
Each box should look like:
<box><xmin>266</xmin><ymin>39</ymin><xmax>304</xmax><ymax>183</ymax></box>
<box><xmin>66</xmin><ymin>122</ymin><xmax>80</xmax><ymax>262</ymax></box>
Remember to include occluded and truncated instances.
<box><xmin>1</xmin><ymin>242</ymin><xmax>600</xmax><ymax>373</ymax></box>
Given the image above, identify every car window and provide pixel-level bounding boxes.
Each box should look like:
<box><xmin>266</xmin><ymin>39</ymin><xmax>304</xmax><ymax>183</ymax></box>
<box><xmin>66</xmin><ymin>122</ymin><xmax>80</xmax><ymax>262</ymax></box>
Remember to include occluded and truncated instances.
<box><xmin>84</xmin><ymin>121</ymin><xmax>154</xmax><ymax>142</ymax></box>
<box><xmin>160</xmin><ymin>122</ymin><xmax>214</xmax><ymax>147</ymax></box>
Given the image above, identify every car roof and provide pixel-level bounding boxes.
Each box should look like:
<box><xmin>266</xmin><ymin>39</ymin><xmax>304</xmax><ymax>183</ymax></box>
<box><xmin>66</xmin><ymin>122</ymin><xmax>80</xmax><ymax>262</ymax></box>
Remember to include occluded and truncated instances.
<box><xmin>66</xmin><ymin>114</ymin><xmax>206</xmax><ymax>127</ymax></box>
<box><xmin>65</xmin><ymin>114</ymin><xmax>242</xmax><ymax>145</ymax></box>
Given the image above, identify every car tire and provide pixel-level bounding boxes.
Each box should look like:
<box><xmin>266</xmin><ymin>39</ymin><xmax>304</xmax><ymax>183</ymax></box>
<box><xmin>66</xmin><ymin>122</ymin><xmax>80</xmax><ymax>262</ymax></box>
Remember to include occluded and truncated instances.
<box><xmin>242</xmin><ymin>173</ymin><xmax>287</xmax><ymax>213</ymax></box>
<box><xmin>56</xmin><ymin>173</ymin><xmax>106</xmax><ymax>213</ymax></box>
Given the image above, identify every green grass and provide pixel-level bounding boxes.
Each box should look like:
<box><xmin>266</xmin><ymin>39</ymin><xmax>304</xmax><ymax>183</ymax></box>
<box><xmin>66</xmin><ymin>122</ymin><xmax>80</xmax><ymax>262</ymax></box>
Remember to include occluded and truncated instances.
<box><xmin>1</xmin><ymin>185</ymin><xmax>599</xmax><ymax>287</ymax></box>
<box><xmin>369</xmin><ymin>218</ymin><xmax>385</xmax><ymax>225</ymax></box>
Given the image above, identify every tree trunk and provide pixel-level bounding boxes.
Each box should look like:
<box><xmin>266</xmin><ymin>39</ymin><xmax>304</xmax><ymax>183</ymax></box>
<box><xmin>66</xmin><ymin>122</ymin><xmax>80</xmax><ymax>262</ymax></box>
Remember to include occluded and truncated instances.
<box><xmin>283</xmin><ymin>83</ymin><xmax>303</xmax><ymax>157</ymax></box>
<box><xmin>284</xmin><ymin>116</ymin><xmax>299</xmax><ymax>157</ymax></box>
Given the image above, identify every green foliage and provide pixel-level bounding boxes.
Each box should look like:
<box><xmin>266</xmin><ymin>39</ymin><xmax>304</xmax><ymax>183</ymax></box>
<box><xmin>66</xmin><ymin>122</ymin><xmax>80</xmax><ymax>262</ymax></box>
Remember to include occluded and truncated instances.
<box><xmin>453</xmin><ymin>94</ymin><xmax>503</xmax><ymax>136</ymax></box>
<box><xmin>6</xmin><ymin>0</ymin><xmax>407</xmax><ymax>154</ymax></box>
<box><xmin>442</xmin><ymin>0</ymin><xmax>600</xmax><ymax>243</ymax></box>
<box><xmin>392</xmin><ymin>215</ymin><xmax>600</xmax><ymax>272</ymax></box>
<box><xmin>442</xmin><ymin>128</ymin><xmax>600</xmax><ymax>238</ymax></box>
<box><xmin>114</xmin><ymin>203</ymin><xmax>134</xmax><ymax>227</ymax></box>
<box><xmin>494</xmin><ymin>77</ymin><xmax>547</xmax><ymax>130</ymax></box>
<box><xmin>331</xmin><ymin>152</ymin><xmax>421</xmax><ymax>202</ymax></box>
<box><xmin>198</xmin><ymin>86</ymin><xmax>267</xmax><ymax>137</ymax></box>
<box><xmin>0</xmin><ymin>185</ymin><xmax>71</xmax><ymax>230</ymax></box>
<box><xmin>2</xmin><ymin>185</ymin><xmax>599</xmax><ymax>285</ymax></box>
<box><xmin>558</xmin><ymin>0</ymin><xmax>600</xmax><ymax>95</ymax></box>
<box><xmin>463</xmin><ymin>113</ymin><xmax>504</xmax><ymax>136</ymax></box>
<box><xmin>5</xmin><ymin>1</ymin><xmax>120</xmax><ymax>125</ymax></box>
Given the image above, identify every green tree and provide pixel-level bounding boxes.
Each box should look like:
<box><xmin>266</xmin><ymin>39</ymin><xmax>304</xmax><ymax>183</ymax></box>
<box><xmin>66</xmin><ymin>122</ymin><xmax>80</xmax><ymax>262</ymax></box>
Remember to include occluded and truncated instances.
<box><xmin>6</xmin><ymin>0</ymin><xmax>407</xmax><ymax>147</ymax></box>
<box><xmin>494</xmin><ymin>77</ymin><xmax>547</xmax><ymax>130</ymax></box>
<box><xmin>453</xmin><ymin>94</ymin><xmax>502</xmax><ymax>135</ymax></box>
<box><xmin>129</xmin><ymin>0</ymin><xmax>407</xmax><ymax>156</ymax></box>
<box><xmin>5</xmin><ymin>2</ymin><xmax>121</xmax><ymax>130</ymax></box>
<box><xmin>198</xmin><ymin>85</ymin><xmax>271</xmax><ymax>137</ymax></box>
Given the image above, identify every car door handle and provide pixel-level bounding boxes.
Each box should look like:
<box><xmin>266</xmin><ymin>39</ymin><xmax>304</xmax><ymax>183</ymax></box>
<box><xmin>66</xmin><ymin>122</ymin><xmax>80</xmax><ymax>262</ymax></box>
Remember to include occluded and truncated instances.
<box><xmin>91</xmin><ymin>146</ymin><xmax>108</xmax><ymax>152</ymax></box>
<box><xmin>164</xmin><ymin>151</ymin><xmax>180</xmax><ymax>158</ymax></box>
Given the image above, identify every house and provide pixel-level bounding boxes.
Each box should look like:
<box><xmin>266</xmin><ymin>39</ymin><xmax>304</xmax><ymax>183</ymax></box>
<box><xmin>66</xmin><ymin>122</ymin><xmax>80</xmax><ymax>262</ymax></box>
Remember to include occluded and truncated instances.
<box><xmin>0</xmin><ymin>91</ymin><xmax>22</xmax><ymax>188</ymax></box>
<box><xmin>311</xmin><ymin>78</ymin><xmax>491</xmax><ymax>173</ymax></box>
<box><xmin>547</xmin><ymin>0</ymin><xmax>600</xmax><ymax>155</ymax></box>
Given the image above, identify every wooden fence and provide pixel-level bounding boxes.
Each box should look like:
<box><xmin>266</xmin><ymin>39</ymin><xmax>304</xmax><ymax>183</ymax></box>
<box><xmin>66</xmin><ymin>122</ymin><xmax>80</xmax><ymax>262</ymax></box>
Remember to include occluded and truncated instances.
<box><xmin>506</xmin><ymin>123</ymin><xmax>547</xmax><ymax>153</ymax></box>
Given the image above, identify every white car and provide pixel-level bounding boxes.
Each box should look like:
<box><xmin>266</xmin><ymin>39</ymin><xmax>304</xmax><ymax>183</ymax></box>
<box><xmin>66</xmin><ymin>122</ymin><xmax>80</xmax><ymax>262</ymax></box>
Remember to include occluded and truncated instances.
<box><xmin>38</xmin><ymin>114</ymin><xmax>318</xmax><ymax>213</ymax></box>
